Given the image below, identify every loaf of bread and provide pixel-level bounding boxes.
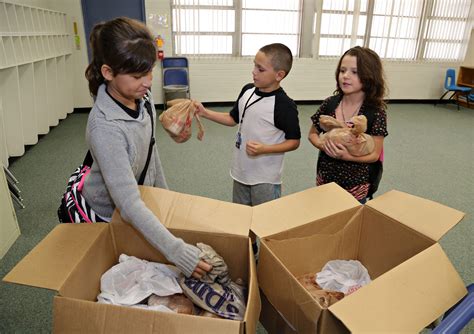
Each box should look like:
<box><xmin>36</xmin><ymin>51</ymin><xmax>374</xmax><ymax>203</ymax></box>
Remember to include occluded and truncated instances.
<box><xmin>148</xmin><ymin>294</ymin><xmax>194</xmax><ymax>314</ymax></box>
<box><xmin>296</xmin><ymin>273</ymin><xmax>344</xmax><ymax>308</ymax></box>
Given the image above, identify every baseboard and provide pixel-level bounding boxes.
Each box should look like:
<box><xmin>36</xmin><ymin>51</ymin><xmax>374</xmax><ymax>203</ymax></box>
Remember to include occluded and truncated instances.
<box><xmin>297</xmin><ymin>99</ymin><xmax>449</xmax><ymax>104</ymax></box>
<box><xmin>201</xmin><ymin>99</ymin><xmax>449</xmax><ymax>106</ymax></box>
<box><xmin>73</xmin><ymin>99</ymin><xmax>451</xmax><ymax>114</ymax></box>
<box><xmin>388</xmin><ymin>99</ymin><xmax>451</xmax><ymax>104</ymax></box>
<box><xmin>73</xmin><ymin>107</ymin><xmax>92</xmax><ymax>113</ymax></box>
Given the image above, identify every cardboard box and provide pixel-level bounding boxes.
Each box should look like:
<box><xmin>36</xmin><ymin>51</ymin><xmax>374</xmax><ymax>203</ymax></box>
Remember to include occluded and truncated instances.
<box><xmin>4</xmin><ymin>186</ymin><xmax>260</xmax><ymax>333</ymax></box>
<box><xmin>252</xmin><ymin>183</ymin><xmax>468</xmax><ymax>333</ymax></box>
<box><xmin>259</xmin><ymin>291</ymin><xmax>297</xmax><ymax>334</ymax></box>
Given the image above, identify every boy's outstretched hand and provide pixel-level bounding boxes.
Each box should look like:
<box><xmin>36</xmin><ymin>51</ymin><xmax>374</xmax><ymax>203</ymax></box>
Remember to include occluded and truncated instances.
<box><xmin>192</xmin><ymin>260</ymin><xmax>212</xmax><ymax>279</ymax></box>
<box><xmin>193</xmin><ymin>101</ymin><xmax>207</xmax><ymax>117</ymax></box>
<box><xmin>192</xmin><ymin>100</ymin><xmax>237</xmax><ymax>126</ymax></box>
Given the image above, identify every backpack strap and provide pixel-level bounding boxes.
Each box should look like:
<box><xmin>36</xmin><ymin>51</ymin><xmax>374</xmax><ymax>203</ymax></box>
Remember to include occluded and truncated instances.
<box><xmin>363</xmin><ymin>106</ymin><xmax>376</xmax><ymax>133</ymax></box>
<box><xmin>82</xmin><ymin>150</ymin><xmax>93</xmax><ymax>167</ymax></box>
<box><xmin>138</xmin><ymin>93</ymin><xmax>155</xmax><ymax>185</ymax></box>
<box><xmin>326</xmin><ymin>94</ymin><xmax>342</xmax><ymax>116</ymax></box>
<box><xmin>81</xmin><ymin>93</ymin><xmax>155</xmax><ymax>185</ymax></box>
<box><xmin>363</xmin><ymin>104</ymin><xmax>383</xmax><ymax>199</ymax></box>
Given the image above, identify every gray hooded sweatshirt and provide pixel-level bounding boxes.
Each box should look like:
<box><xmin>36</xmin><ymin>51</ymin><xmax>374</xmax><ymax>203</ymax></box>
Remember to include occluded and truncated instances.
<box><xmin>82</xmin><ymin>84</ymin><xmax>200</xmax><ymax>277</ymax></box>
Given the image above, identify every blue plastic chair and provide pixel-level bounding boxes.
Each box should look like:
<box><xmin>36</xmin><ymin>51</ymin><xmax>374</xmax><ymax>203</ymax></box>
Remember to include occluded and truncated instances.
<box><xmin>162</xmin><ymin>57</ymin><xmax>188</xmax><ymax>69</ymax></box>
<box><xmin>161</xmin><ymin>57</ymin><xmax>190</xmax><ymax>106</ymax></box>
<box><xmin>436</xmin><ymin>68</ymin><xmax>471</xmax><ymax>110</ymax></box>
<box><xmin>432</xmin><ymin>283</ymin><xmax>474</xmax><ymax>333</ymax></box>
<box><xmin>163</xmin><ymin>68</ymin><xmax>189</xmax><ymax>87</ymax></box>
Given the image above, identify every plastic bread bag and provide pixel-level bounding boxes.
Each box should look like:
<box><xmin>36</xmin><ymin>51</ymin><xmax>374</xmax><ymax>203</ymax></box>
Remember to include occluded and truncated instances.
<box><xmin>316</xmin><ymin>259</ymin><xmax>371</xmax><ymax>295</ymax></box>
<box><xmin>195</xmin><ymin>306</ymin><xmax>225</xmax><ymax>319</ymax></box>
<box><xmin>159</xmin><ymin>99</ymin><xmax>204</xmax><ymax>143</ymax></box>
<box><xmin>178</xmin><ymin>243</ymin><xmax>247</xmax><ymax>320</ymax></box>
<box><xmin>179</xmin><ymin>276</ymin><xmax>247</xmax><ymax>321</ymax></box>
<box><xmin>195</xmin><ymin>242</ymin><xmax>230</xmax><ymax>285</ymax></box>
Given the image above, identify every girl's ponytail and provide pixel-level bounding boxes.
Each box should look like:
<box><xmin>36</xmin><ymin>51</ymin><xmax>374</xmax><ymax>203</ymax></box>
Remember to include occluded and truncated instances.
<box><xmin>84</xmin><ymin>23</ymin><xmax>105</xmax><ymax>97</ymax></box>
<box><xmin>85</xmin><ymin>60</ymin><xmax>104</xmax><ymax>97</ymax></box>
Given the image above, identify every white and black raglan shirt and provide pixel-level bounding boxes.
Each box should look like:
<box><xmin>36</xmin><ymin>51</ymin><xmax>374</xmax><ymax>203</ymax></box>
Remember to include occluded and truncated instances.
<box><xmin>229</xmin><ymin>83</ymin><xmax>301</xmax><ymax>185</ymax></box>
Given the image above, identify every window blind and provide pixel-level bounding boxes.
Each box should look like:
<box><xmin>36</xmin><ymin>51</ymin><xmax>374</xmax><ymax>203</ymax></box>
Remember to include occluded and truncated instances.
<box><xmin>171</xmin><ymin>0</ymin><xmax>301</xmax><ymax>56</ymax></box>
<box><xmin>318</xmin><ymin>0</ymin><xmax>367</xmax><ymax>56</ymax></box>
<box><xmin>423</xmin><ymin>0</ymin><xmax>472</xmax><ymax>61</ymax></box>
<box><xmin>169</xmin><ymin>0</ymin><xmax>473</xmax><ymax>61</ymax></box>
<box><xmin>368</xmin><ymin>0</ymin><xmax>424</xmax><ymax>60</ymax></box>
<box><xmin>172</xmin><ymin>0</ymin><xmax>235</xmax><ymax>56</ymax></box>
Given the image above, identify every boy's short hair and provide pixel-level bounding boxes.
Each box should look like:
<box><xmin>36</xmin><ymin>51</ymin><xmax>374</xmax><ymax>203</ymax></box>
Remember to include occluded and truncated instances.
<box><xmin>259</xmin><ymin>43</ymin><xmax>293</xmax><ymax>77</ymax></box>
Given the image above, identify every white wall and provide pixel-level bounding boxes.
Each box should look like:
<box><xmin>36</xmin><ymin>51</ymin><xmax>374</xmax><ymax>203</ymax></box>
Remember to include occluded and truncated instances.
<box><xmin>15</xmin><ymin>0</ymin><xmax>472</xmax><ymax>107</ymax></box>
<box><xmin>45</xmin><ymin>0</ymin><xmax>92</xmax><ymax>107</ymax></box>
<box><xmin>463</xmin><ymin>29</ymin><xmax>474</xmax><ymax>67</ymax></box>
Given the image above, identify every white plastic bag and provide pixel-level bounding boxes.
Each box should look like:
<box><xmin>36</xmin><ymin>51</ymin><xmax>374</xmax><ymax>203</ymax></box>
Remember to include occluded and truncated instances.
<box><xmin>316</xmin><ymin>260</ymin><xmax>371</xmax><ymax>295</ymax></box>
<box><xmin>97</xmin><ymin>254</ymin><xmax>183</xmax><ymax>306</ymax></box>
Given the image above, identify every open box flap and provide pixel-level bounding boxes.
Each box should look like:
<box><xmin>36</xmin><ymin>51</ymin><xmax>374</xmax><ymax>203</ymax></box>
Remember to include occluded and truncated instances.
<box><xmin>244</xmin><ymin>240</ymin><xmax>261</xmax><ymax>334</ymax></box>
<box><xmin>251</xmin><ymin>183</ymin><xmax>359</xmax><ymax>238</ymax></box>
<box><xmin>329</xmin><ymin>243</ymin><xmax>467</xmax><ymax>332</ymax></box>
<box><xmin>112</xmin><ymin>186</ymin><xmax>253</xmax><ymax>237</ymax></box>
<box><xmin>3</xmin><ymin>223</ymin><xmax>108</xmax><ymax>292</ymax></box>
<box><xmin>367</xmin><ymin>190</ymin><xmax>465</xmax><ymax>241</ymax></box>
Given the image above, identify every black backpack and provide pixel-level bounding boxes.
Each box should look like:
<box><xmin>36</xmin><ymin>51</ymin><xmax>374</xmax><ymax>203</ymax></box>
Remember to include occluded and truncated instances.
<box><xmin>323</xmin><ymin>95</ymin><xmax>383</xmax><ymax>199</ymax></box>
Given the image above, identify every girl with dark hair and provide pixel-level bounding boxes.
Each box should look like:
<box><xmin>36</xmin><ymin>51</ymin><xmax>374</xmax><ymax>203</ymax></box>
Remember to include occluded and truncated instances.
<box><xmin>308</xmin><ymin>46</ymin><xmax>388</xmax><ymax>203</ymax></box>
<box><xmin>82</xmin><ymin>17</ymin><xmax>211</xmax><ymax>279</ymax></box>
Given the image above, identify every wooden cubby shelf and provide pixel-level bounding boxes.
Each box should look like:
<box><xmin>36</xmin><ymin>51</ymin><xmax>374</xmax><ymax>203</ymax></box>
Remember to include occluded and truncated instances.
<box><xmin>456</xmin><ymin>66</ymin><xmax>474</xmax><ymax>109</ymax></box>
<box><xmin>0</xmin><ymin>0</ymin><xmax>73</xmax><ymax>166</ymax></box>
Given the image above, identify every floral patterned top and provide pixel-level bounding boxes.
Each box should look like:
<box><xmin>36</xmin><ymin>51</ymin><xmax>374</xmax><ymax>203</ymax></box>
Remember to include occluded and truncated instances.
<box><xmin>310</xmin><ymin>95</ymin><xmax>388</xmax><ymax>199</ymax></box>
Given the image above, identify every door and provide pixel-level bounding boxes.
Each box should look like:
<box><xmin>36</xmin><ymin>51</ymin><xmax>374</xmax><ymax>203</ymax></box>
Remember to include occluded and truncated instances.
<box><xmin>81</xmin><ymin>0</ymin><xmax>146</xmax><ymax>61</ymax></box>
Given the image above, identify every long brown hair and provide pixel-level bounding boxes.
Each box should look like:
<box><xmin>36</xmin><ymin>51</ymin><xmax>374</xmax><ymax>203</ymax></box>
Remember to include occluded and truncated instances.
<box><xmin>85</xmin><ymin>17</ymin><xmax>156</xmax><ymax>97</ymax></box>
<box><xmin>334</xmin><ymin>46</ymin><xmax>387</xmax><ymax>110</ymax></box>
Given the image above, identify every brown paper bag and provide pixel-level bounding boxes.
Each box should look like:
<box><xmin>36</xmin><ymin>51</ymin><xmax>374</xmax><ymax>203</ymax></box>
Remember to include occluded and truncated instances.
<box><xmin>159</xmin><ymin>99</ymin><xmax>204</xmax><ymax>143</ymax></box>
<box><xmin>319</xmin><ymin>115</ymin><xmax>375</xmax><ymax>156</ymax></box>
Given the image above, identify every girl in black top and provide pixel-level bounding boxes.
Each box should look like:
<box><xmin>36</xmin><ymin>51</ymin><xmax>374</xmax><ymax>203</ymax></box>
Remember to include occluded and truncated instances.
<box><xmin>308</xmin><ymin>46</ymin><xmax>388</xmax><ymax>203</ymax></box>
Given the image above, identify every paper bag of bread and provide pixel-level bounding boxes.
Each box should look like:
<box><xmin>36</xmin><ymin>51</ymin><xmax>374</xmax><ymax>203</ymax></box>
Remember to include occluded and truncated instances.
<box><xmin>159</xmin><ymin>99</ymin><xmax>204</xmax><ymax>143</ymax></box>
<box><xmin>166</xmin><ymin>98</ymin><xmax>188</xmax><ymax>107</ymax></box>
<box><xmin>319</xmin><ymin>114</ymin><xmax>374</xmax><ymax>156</ymax></box>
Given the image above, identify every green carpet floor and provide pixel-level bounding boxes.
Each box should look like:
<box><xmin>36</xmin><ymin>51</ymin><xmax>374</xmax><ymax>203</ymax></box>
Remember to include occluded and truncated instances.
<box><xmin>0</xmin><ymin>102</ymin><xmax>473</xmax><ymax>333</ymax></box>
